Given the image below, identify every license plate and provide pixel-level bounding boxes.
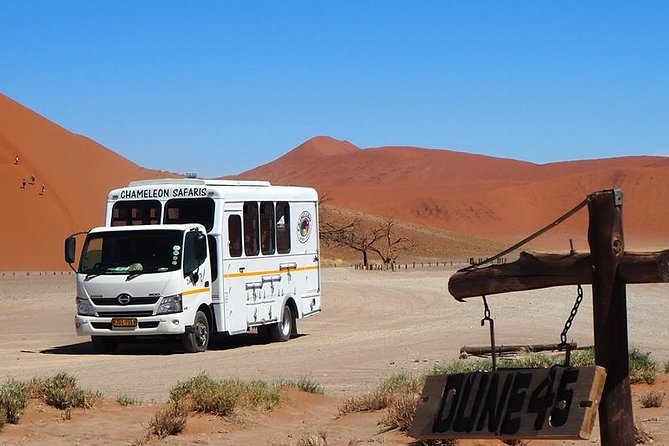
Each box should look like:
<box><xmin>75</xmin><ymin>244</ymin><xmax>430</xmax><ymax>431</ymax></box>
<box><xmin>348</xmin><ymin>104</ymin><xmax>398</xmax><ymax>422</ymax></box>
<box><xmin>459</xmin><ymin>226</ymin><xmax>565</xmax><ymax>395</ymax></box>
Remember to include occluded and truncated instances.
<box><xmin>111</xmin><ymin>318</ymin><xmax>137</xmax><ymax>328</ymax></box>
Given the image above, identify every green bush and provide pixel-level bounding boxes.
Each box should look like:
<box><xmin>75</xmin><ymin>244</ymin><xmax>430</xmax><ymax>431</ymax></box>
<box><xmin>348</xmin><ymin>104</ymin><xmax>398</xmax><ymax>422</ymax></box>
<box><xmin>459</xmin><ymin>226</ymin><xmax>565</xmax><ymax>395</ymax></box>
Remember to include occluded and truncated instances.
<box><xmin>170</xmin><ymin>373</ymin><xmax>283</xmax><ymax>417</ymax></box>
<box><xmin>0</xmin><ymin>406</ymin><xmax>6</xmax><ymax>430</ymax></box>
<box><xmin>431</xmin><ymin>348</ymin><xmax>658</xmax><ymax>383</ymax></box>
<box><xmin>277</xmin><ymin>376</ymin><xmax>324</xmax><ymax>394</ymax></box>
<box><xmin>116</xmin><ymin>394</ymin><xmax>138</xmax><ymax>406</ymax></box>
<box><xmin>378</xmin><ymin>373</ymin><xmax>419</xmax><ymax>394</ymax></box>
<box><xmin>0</xmin><ymin>379</ymin><xmax>28</xmax><ymax>424</ymax></box>
<box><xmin>431</xmin><ymin>358</ymin><xmax>492</xmax><ymax>375</ymax></box>
<box><xmin>570</xmin><ymin>347</ymin><xmax>596</xmax><ymax>366</ymax></box>
<box><xmin>39</xmin><ymin>373</ymin><xmax>94</xmax><ymax>410</ymax></box>
<box><xmin>628</xmin><ymin>349</ymin><xmax>659</xmax><ymax>384</ymax></box>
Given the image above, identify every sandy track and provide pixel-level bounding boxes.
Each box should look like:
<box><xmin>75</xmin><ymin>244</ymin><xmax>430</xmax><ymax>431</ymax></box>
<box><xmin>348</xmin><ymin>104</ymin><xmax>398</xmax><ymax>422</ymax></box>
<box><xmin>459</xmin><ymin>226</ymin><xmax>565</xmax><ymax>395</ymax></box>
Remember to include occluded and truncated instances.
<box><xmin>0</xmin><ymin>267</ymin><xmax>667</xmax><ymax>403</ymax></box>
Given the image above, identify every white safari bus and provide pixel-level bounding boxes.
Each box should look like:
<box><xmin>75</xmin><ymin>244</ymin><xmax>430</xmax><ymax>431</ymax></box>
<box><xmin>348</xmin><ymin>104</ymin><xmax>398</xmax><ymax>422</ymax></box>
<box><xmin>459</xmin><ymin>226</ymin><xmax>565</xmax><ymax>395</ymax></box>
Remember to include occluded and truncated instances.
<box><xmin>65</xmin><ymin>179</ymin><xmax>321</xmax><ymax>353</ymax></box>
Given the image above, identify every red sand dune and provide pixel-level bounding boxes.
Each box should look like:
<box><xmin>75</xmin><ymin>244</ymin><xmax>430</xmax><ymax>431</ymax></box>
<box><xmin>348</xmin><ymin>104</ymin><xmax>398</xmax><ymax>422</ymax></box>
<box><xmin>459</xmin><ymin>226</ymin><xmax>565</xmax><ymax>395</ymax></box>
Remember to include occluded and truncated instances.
<box><xmin>2</xmin><ymin>93</ymin><xmax>668</xmax><ymax>270</ymax></box>
<box><xmin>237</xmin><ymin>136</ymin><xmax>669</xmax><ymax>250</ymax></box>
<box><xmin>0</xmin><ymin>94</ymin><xmax>168</xmax><ymax>270</ymax></box>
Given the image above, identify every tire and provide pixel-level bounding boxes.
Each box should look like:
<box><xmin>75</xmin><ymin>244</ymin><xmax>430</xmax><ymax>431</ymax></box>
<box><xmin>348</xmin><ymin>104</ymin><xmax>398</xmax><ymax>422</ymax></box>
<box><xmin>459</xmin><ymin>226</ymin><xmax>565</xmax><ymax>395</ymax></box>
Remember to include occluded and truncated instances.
<box><xmin>270</xmin><ymin>304</ymin><xmax>295</xmax><ymax>342</ymax></box>
<box><xmin>183</xmin><ymin>310</ymin><xmax>210</xmax><ymax>353</ymax></box>
<box><xmin>91</xmin><ymin>336</ymin><xmax>118</xmax><ymax>354</ymax></box>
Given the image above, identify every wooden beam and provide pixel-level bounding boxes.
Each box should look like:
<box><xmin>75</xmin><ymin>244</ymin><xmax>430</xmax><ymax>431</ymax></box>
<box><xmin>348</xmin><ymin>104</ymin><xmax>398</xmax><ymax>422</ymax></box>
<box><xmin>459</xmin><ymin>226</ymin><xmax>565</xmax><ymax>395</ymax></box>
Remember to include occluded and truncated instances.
<box><xmin>588</xmin><ymin>190</ymin><xmax>635</xmax><ymax>445</ymax></box>
<box><xmin>448</xmin><ymin>250</ymin><xmax>669</xmax><ymax>299</ymax></box>
<box><xmin>460</xmin><ymin>342</ymin><xmax>577</xmax><ymax>357</ymax></box>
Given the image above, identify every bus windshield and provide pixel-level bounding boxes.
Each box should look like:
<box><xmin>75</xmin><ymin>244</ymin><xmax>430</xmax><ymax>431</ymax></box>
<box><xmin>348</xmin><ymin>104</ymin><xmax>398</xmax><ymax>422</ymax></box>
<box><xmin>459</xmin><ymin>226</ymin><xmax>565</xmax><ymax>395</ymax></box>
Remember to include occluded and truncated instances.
<box><xmin>79</xmin><ymin>230</ymin><xmax>183</xmax><ymax>275</ymax></box>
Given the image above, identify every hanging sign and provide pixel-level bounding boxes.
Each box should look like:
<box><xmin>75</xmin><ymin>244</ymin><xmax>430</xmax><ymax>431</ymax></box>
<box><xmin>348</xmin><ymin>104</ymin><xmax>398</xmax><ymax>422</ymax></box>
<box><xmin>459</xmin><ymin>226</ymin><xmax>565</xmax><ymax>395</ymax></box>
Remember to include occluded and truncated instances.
<box><xmin>409</xmin><ymin>366</ymin><xmax>606</xmax><ymax>441</ymax></box>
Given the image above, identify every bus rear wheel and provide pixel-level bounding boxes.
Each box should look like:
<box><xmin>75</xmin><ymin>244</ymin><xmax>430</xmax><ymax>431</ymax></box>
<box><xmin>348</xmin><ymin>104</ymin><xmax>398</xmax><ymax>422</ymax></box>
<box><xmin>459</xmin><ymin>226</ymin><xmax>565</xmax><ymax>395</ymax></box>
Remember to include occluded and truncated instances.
<box><xmin>270</xmin><ymin>304</ymin><xmax>295</xmax><ymax>342</ymax></box>
<box><xmin>183</xmin><ymin>310</ymin><xmax>210</xmax><ymax>353</ymax></box>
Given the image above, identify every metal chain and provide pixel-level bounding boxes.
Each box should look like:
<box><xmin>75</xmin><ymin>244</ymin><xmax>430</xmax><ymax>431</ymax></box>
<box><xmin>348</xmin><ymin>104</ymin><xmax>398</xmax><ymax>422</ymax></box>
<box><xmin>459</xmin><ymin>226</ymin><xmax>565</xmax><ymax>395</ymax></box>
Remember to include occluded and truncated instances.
<box><xmin>560</xmin><ymin>284</ymin><xmax>584</xmax><ymax>346</ymax></box>
<box><xmin>480</xmin><ymin>296</ymin><xmax>497</xmax><ymax>371</ymax></box>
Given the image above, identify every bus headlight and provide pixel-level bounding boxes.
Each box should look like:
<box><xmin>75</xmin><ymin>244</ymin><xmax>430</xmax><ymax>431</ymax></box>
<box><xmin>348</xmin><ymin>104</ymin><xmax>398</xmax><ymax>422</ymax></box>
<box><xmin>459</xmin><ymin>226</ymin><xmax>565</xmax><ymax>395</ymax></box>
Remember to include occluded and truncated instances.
<box><xmin>76</xmin><ymin>297</ymin><xmax>96</xmax><ymax>316</ymax></box>
<box><xmin>157</xmin><ymin>294</ymin><xmax>182</xmax><ymax>314</ymax></box>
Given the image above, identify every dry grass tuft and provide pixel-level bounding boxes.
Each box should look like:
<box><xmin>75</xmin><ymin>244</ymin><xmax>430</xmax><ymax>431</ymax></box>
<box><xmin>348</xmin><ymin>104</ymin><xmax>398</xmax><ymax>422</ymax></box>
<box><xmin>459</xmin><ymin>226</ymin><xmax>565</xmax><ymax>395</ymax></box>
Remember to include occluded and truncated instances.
<box><xmin>338</xmin><ymin>390</ymin><xmax>392</xmax><ymax>416</ymax></box>
<box><xmin>149</xmin><ymin>401</ymin><xmax>189</xmax><ymax>439</ymax></box>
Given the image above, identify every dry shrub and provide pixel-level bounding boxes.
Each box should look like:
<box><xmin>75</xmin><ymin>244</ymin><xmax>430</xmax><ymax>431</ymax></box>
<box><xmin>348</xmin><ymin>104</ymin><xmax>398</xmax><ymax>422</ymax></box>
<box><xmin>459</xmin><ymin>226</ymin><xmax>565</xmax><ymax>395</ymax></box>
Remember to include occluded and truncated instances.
<box><xmin>149</xmin><ymin>401</ymin><xmax>189</xmax><ymax>439</ymax></box>
<box><xmin>380</xmin><ymin>391</ymin><xmax>420</xmax><ymax>432</ymax></box>
<box><xmin>639</xmin><ymin>391</ymin><xmax>664</xmax><ymax>408</ymax></box>
<box><xmin>0</xmin><ymin>406</ymin><xmax>6</xmax><ymax>430</ymax></box>
<box><xmin>297</xmin><ymin>430</ymin><xmax>327</xmax><ymax>446</ymax></box>
<box><xmin>635</xmin><ymin>421</ymin><xmax>654</xmax><ymax>444</ymax></box>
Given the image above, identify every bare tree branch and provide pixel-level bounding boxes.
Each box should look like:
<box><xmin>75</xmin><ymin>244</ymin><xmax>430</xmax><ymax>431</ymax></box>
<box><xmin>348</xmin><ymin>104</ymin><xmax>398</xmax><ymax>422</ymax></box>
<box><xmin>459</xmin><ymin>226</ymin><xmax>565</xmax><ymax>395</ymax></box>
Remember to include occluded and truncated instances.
<box><xmin>321</xmin><ymin>216</ymin><xmax>411</xmax><ymax>268</ymax></box>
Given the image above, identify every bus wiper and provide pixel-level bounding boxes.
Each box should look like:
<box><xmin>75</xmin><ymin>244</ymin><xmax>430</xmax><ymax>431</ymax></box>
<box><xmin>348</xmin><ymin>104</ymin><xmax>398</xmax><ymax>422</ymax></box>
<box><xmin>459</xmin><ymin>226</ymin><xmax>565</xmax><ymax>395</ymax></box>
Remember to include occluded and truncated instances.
<box><xmin>84</xmin><ymin>273</ymin><xmax>102</xmax><ymax>281</ymax></box>
<box><xmin>126</xmin><ymin>272</ymin><xmax>145</xmax><ymax>281</ymax></box>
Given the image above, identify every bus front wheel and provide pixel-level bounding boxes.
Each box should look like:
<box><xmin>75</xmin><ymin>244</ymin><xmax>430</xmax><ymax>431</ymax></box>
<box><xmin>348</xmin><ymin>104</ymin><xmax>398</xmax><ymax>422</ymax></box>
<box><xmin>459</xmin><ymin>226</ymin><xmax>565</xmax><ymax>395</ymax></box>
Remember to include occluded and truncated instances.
<box><xmin>183</xmin><ymin>310</ymin><xmax>210</xmax><ymax>353</ymax></box>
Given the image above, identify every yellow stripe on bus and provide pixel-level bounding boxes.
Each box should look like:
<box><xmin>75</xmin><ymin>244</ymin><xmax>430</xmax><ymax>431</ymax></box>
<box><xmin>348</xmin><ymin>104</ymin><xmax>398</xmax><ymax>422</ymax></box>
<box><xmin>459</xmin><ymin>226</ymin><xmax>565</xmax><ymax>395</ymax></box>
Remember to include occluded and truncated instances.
<box><xmin>223</xmin><ymin>265</ymin><xmax>319</xmax><ymax>279</ymax></box>
<box><xmin>182</xmin><ymin>287</ymin><xmax>210</xmax><ymax>296</ymax></box>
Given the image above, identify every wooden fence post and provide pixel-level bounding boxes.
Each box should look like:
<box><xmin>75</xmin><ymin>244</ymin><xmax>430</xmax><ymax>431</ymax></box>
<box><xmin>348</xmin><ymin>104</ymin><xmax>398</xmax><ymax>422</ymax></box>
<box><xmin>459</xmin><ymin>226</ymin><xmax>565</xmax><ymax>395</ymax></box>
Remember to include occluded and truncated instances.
<box><xmin>588</xmin><ymin>190</ymin><xmax>634</xmax><ymax>445</ymax></box>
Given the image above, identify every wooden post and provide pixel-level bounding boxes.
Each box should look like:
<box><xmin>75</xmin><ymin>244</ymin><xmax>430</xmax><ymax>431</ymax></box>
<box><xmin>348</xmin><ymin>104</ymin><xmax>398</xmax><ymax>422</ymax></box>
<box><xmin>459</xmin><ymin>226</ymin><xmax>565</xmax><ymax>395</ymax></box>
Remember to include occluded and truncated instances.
<box><xmin>588</xmin><ymin>190</ymin><xmax>634</xmax><ymax>445</ymax></box>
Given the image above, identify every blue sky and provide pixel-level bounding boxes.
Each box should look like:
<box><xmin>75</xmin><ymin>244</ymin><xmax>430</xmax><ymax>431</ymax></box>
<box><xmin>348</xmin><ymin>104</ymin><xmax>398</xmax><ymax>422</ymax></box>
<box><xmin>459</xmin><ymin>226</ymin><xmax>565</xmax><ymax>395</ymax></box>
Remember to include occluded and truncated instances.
<box><xmin>1</xmin><ymin>1</ymin><xmax>667</xmax><ymax>177</ymax></box>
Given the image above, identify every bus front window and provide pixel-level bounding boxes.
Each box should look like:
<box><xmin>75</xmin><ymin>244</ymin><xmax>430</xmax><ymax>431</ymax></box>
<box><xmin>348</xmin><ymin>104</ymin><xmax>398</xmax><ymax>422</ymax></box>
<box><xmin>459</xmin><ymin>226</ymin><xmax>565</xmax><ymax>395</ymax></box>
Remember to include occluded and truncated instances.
<box><xmin>80</xmin><ymin>230</ymin><xmax>183</xmax><ymax>275</ymax></box>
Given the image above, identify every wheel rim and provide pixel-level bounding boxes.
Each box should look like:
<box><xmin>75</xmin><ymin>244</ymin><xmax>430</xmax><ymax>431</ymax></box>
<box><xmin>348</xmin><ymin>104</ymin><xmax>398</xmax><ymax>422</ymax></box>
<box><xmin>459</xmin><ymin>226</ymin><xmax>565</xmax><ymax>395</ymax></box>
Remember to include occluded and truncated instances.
<box><xmin>195</xmin><ymin>319</ymin><xmax>208</xmax><ymax>348</ymax></box>
<box><xmin>280</xmin><ymin>306</ymin><xmax>291</xmax><ymax>337</ymax></box>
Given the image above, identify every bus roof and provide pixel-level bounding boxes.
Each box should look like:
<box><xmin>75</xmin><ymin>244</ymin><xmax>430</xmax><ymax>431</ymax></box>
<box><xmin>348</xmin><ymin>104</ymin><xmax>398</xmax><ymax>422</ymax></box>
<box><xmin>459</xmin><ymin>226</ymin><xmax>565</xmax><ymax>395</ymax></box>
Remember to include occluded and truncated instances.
<box><xmin>129</xmin><ymin>179</ymin><xmax>271</xmax><ymax>187</ymax></box>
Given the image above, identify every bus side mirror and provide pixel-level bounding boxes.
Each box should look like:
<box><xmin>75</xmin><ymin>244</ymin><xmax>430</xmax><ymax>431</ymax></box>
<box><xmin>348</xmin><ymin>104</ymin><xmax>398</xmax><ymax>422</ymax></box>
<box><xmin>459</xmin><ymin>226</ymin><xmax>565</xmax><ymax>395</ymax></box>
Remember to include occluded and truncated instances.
<box><xmin>65</xmin><ymin>237</ymin><xmax>76</xmax><ymax>264</ymax></box>
<box><xmin>195</xmin><ymin>233</ymin><xmax>207</xmax><ymax>261</ymax></box>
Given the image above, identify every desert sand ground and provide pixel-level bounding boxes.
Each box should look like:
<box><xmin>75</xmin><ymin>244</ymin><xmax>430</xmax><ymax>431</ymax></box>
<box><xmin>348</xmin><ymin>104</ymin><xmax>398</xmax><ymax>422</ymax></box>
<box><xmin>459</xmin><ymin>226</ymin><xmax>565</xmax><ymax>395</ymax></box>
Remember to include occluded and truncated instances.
<box><xmin>0</xmin><ymin>266</ymin><xmax>667</xmax><ymax>445</ymax></box>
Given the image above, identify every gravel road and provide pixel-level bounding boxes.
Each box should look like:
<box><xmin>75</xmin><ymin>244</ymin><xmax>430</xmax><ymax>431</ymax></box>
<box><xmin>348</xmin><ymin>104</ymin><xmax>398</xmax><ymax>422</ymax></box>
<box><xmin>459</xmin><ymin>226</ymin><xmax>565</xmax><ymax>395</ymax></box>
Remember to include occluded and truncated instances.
<box><xmin>0</xmin><ymin>267</ymin><xmax>667</xmax><ymax>402</ymax></box>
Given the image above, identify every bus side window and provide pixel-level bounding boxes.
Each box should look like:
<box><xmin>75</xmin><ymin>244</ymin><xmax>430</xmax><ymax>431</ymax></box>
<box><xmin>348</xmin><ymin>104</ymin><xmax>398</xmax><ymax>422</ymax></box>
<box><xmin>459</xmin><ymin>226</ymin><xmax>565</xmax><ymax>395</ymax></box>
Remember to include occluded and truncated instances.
<box><xmin>228</xmin><ymin>215</ymin><xmax>242</xmax><ymax>258</ymax></box>
<box><xmin>208</xmin><ymin>235</ymin><xmax>218</xmax><ymax>281</ymax></box>
<box><xmin>260</xmin><ymin>201</ymin><xmax>275</xmax><ymax>255</ymax></box>
<box><xmin>111</xmin><ymin>200</ymin><xmax>161</xmax><ymax>226</ymax></box>
<box><xmin>276</xmin><ymin>202</ymin><xmax>290</xmax><ymax>254</ymax></box>
<box><xmin>183</xmin><ymin>232</ymin><xmax>199</xmax><ymax>276</ymax></box>
<box><xmin>243</xmin><ymin>202</ymin><xmax>259</xmax><ymax>256</ymax></box>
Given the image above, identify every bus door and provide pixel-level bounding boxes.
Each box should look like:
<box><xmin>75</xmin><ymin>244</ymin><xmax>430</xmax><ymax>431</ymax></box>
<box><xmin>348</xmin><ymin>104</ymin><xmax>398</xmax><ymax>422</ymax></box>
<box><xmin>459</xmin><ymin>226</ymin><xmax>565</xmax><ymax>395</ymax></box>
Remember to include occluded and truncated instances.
<box><xmin>222</xmin><ymin>209</ymin><xmax>249</xmax><ymax>334</ymax></box>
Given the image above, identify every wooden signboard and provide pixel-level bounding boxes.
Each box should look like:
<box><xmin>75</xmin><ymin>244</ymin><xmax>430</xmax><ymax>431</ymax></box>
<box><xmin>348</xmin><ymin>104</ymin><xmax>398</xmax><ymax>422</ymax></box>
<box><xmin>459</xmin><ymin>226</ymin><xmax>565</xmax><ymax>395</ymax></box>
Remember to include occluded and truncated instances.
<box><xmin>409</xmin><ymin>366</ymin><xmax>606</xmax><ymax>440</ymax></box>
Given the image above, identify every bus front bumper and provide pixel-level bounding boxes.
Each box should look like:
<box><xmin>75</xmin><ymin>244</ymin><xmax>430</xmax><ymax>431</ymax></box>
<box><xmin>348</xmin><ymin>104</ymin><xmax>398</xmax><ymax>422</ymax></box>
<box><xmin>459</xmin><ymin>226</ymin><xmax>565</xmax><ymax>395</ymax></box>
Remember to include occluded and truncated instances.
<box><xmin>75</xmin><ymin>314</ymin><xmax>188</xmax><ymax>336</ymax></box>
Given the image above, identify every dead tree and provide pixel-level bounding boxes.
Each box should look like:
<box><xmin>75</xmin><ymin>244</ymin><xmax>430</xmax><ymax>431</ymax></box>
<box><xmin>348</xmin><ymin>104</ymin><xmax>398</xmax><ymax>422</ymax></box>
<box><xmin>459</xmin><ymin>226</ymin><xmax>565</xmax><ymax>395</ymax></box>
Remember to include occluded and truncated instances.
<box><xmin>369</xmin><ymin>218</ymin><xmax>411</xmax><ymax>265</ymax></box>
<box><xmin>321</xmin><ymin>217</ymin><xmax>384</xmax><ymax>268</ymax></box>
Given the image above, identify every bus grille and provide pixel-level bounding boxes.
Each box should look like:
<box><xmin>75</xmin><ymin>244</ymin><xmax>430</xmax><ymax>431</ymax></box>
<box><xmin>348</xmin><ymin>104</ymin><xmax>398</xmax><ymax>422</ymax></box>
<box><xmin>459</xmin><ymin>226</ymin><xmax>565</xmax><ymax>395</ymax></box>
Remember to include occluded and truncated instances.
<box><xmin>97</xmin><ymin>311</ymin><xmax>154</xmax><ymax>317</ymax></box>
<box><xmin>92</xmin><ymin>297</ymin><xmax>160</xmax><ymax>305</ymax></box>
